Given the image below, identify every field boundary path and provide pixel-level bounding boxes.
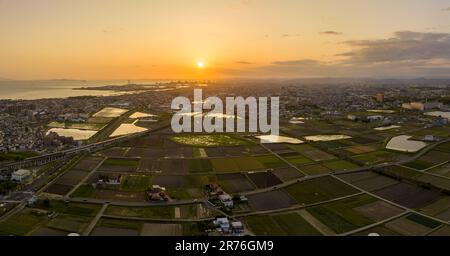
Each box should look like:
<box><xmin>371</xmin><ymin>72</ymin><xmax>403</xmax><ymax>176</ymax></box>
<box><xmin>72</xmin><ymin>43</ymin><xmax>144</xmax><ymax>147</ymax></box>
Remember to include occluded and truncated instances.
<box><xmin>83</xmin><ymin>203</ymin><xmax>108</xmax><ymax>236</ymax></box>
<box><xmin>65</xmin><ymin>157</ymin><xmax>107</xmax><ymax>199</ymax></box>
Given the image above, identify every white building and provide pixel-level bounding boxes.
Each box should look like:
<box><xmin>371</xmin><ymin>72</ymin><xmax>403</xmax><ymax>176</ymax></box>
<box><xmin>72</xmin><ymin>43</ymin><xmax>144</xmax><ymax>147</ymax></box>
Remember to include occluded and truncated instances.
<box><xmin>11</xmin><ymin>169</ymin><xmax>32</xmax><ymax>183</ymax></box>
<box><xmin>214</xmin><ymin>217</ymin><xmax>231</xmax><ymax>233</ymax></box>
<box><xmin>218</xmin><ymin>194</ymin><xmax>234</xmax><ymax>208</ymax></box>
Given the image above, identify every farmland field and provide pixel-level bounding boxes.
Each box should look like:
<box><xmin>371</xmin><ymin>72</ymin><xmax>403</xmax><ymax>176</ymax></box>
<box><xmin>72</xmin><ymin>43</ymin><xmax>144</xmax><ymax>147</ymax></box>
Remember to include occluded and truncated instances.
<box><xmin>374</xmin><ymin>182</ymin><xmax>442</xmax><ymax>209</ymax></box>
<box><xmin>322</xmin><ymin>160</ymin><xmax>359</xmax><ymax>171</ymax></box>
<box><xmin>247</xmin><ymin>171</ymin><xmax>283</xmax><ymax>188</ymax></box>
<box><xmin>384</xmin><ymin>214</ymin><xmax>441</xmax><ymax>236</ymax></box>
<box><xmin>243</xmin><ymin>215</ymin><xmax>288</xmax><ymax>236</ymax></box>
<box><xmin>272</xmin><ymin>167</ymin><xmax>304</xmax><ymax>181</ymax></box>
<box><xmin>299</xmin><ymin>164</ymin><xmax>332</xmax><ymax>175</ymax></box>
<box><xmin>299</xmin><ymin>149</ymin><xmax>336</xmax><ymax>162</ymax></box>
<box><xmin>352</xmin><ymin>150</ymin><xmax>400</xmax><ymax>165</ymax></box>
<box><xmin>104</xmin><ymin>204</ymin><xmax>207</xmax><ymax>219</ymax></box>
<box><xmin>282</xmin><ymin>154</ymin><xmax>313</xmax><ymax>166</ymax></box>
<box><xmin>284</xmin><ymin>176</ymin><xmax>360</xmax><ymax>205</ymax></box>
<box><xmin>99</xmin><ymin>158</ymin><xmax>140</xmax><ymax>173</ymax></box>
<box><xmin>0</xmin><ymin>210</ymin><xmax>47</xmax><ymax>236</ymax></box>
<box><xmin>33</xmin><ymin>200</ymin><xmax>101</xmax><ymax>216</ymax></box>
<box><xmin>44</xmin><ymin>183</ymin><xmax>74</xmax><ymax>196</ymax></box>
<box><xmin>170</xmin><ymin>134</ymin><xmax>250</xmax><ymax>147</ymax></box>
<box><xmin>188</xmin><ymin>159</ymin><xmax>213</xmax><ymax>173</ymax></box>
<box><xmin>46</xmin><ymin>214</ymin><xmax>92</xmax><ymax>233</ymax></box>
<box><xmin>103</xmin><ymin>158</ymin><xmax>140</xmax><ymax>167</ymax></box>
<box><xmin>243</xmin><ymin>213</ymin><xmax>322</xmax><ymax>236</ymax></box>
<box><xmin>140</xmin><ymin>223</ymin><xmax>183</xmax><ymax>236</ymax></box>
<box><xmin>217</xmin><ymin>173</ymin><xmax>255</xmax><ymax>193</ymax></box>
<box><xmin>271</xmin><ymin>213</ymin><xmax>322</xmax><ymax>236</ymax></box>
<box><xmin>247</xmin><ymin>190</ymin><xmax>295</xmax><ymax>211</ymax></box>
<box><xmin>120</xmin><ymin>175</ymin><xmax>152</xmax><ymax>192</ymax></box>
<box><xmin>210</xmin><ymin>157</ymin><xmax>265</xmax><ymax>172</ymax></box>
<box><xmin>254</xmin><ymin>155</ymin><xmax>288</xmax><ymax>169</ymax></box>
<box><xmin>306</xmin><ymin>195</ymin><xmax>377</xmax><ymax>234</ymax></box>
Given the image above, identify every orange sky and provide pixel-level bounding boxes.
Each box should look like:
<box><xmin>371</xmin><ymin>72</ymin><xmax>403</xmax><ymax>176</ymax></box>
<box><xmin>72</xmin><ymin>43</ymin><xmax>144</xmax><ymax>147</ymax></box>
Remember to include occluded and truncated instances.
<box><xmin>1</xmin><ymin>0</ymin><xmax>450</xmax><ymax>80</ymax></box>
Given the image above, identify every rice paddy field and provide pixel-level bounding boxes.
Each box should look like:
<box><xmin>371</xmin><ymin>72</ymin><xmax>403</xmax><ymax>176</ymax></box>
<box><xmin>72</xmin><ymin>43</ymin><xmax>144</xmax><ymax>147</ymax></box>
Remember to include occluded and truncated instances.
<box><xmin>170</xmin><ymin>134</ymin><xmax>251</xmax><ymax>147</ymax></box>
<box><xmin>4</xmin><ymin>117</ymin><xmax>450</xmax><ymax>237</ymax></box>
<box><xmin>104</xmin><ymin>203</ymin><xmax>211</xmax><ymax>219</ymax></box>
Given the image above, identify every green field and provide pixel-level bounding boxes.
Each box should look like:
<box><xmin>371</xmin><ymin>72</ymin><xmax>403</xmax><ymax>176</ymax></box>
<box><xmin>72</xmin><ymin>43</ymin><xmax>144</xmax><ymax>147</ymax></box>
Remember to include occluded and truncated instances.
<box><xmin>210</xmin><ymin>158</ymin><xmax>240</xmax><ymax>172</ymax></box>
<box><xmin>120</xmin><ymin>175</ymin><xmax>152</xmax><ymax>192</ymax></box>
<box><xmin>105</xmin><ymin>204</ymin><xmax>204</xmax><ymax>219</ymax></box>
<box><xmin>306</xmin><ymin>195</ymin><xmax>376</xmax><ymax>234</ymax></box>
<box><xmin>166</xmin><ymin>175</ymin><xmax>216</xmax><ymax>200</ymax></box>
<box><xmin>170</xmin><ymin>134</ymin><xmax>250</xmax><ymax>147</ymax></box>
<box><xmin>383</xmin><ymin>165</ymin><xmax>422</xmax><ymax>178</ymax></box>
<box><xmin>0</xmin><ymin>210</ymin><xmax>47</xmax><ymax>236</ymax></box>
<box><xmin>403</xmin><ymin>159</ymin><xmax>435</xmax><ymax>171</ymax></box>
<box><xmin>33</xmin><ymin>200</ymin><xmax>101</xmax><ymax>217</ymax></box>
<box><xmin>351</xmin><ymin>150</ymin><xmax>398</xmax><ymax>165</ymax></box>
<box><xmin>97</xmin><ymin>217</ymin><xmax>143</xmax><ymax>230</ymax></box>
<box><xmin>299</xmin><ymin>164</ymin><xmax>332</xmax><ymax>175</ymax></box>
<box><xmin>322</xmin><ymin>160</ymin><xmax>359</xmax><ymax>171</ymax></box>
<box><xmin>70</xmin><ymin>184</ymin><xmax>96</xmax><ymax>198</ymax></box>
<box><xmin>255</xmin><ymin>155</ymin><xmax>288</xmax><ymax>168</ymax></box>
<box><xmin>244</xmin><ymin>212</ymin><xmax>322</xmax><ymax>236</ymax></box>
<box><xmin>46</xmin><ymin>214</ymin><xmax>92</xmax><ymax>233</ymax></box>
<box><xmin>282</xmin><ymin>155</ymin><xmax>313</xmax><ymax>166</ymax></box>
<box><xmin>188</xmin><ymin>159</ymin><xmax>213</xmax><ymax>173</ymax></box>
<box><xmin>436</xmin><ymin>142</ymin><xmax>450</xmax><ymax>152</ymax></box>
<box><xmin>210</xmin><ymin>157</ymin><xmax>265</xmax><ymax>172</ymax></box>
<box><xmin>406</xmin><ymin>214</ymin><xmax>441</xmax><ymax>229</ymax></box>
<box><xmin>284</xmin><ymin>176</ymin><xmax>360</xmax><ymax>204</ymax></box>
<box><xmin>0</xmin><ymin>151</ymin><xmax>39</xmax><ymax>162</ymax></box>
<box><xmin>271</xmin><ymin>213</ymin><xmax>322</xmax><ymax>236</ymax></box>
<box><xmin>243</xmin><ymin>215</ymin><xmax>287</xmax><ymax>236</ymax></box>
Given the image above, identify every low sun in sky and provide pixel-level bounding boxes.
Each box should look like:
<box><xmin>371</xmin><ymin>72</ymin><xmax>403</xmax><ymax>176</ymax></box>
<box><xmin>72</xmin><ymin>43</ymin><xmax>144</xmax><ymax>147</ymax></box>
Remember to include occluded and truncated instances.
<box><xmin>197</xmin><ymin>61</ymin><xmax>205</xmax><ymax>69</ymax></box>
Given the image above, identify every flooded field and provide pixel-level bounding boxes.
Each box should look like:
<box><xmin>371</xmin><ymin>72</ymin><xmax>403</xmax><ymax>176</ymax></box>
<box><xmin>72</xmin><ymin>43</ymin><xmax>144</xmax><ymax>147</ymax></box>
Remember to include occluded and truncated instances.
<box><xmin>93</xmin><ymin>107</ymin><xmax>128</xmax><ymax>118</ymax></box>
<box><xmin>129</xmin><ymin>112</ymin><xmax>157</xmax><ymax>119</ymax></box>
<box><xmin>47</xmin><ymin>128</ymin><xmax>97</xmax><ymax>140</ymax></box>
<box><xmin>386</xmin><ymin>135</ymin><xmax>428</xmax><ymax>153</ymax></box>
<box><xmin>256</xmin><ymin>135</ymin><xmax>304</xmax><ymax>144</ymax></box>
<box><xmin>110</xmin><ymin>120</ymin><xmax>148</xmax><ymax>137</ymax></box>
<box><xmin>367</xmin><ymin>110</ymin><xmax>396</xmax><ymax>114</ymax></box>
<box><xmin>374</xmin><ymin>125</ymin><xmax>401</xmax><ymax>131</ymax></box>
<box><xmin>425</xmin><ymin>111</ymin><xmax>450</xmax><ymax>120</ymax></box>
<box><xmin>304</xmin><ymin>135</ymin><xmax>352</xmax><ymax>142</ymax></box>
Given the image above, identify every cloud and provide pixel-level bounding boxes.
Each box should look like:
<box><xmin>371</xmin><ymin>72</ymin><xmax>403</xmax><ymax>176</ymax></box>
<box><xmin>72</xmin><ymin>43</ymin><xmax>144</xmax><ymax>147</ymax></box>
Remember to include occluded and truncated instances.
<box><xmin>219</xmin><ymin>31</ymin><xmax>450</xmax><ymax>78</ymax></box>
<box><xmin>320</xmin><ymin>31</ymin><xmax>343</xmax><ymax>36</ymax></box>
<box><xmin>281</xmin><ymin>33</ymin><xmax>301</xmax><ymax>38</ymax></box>
<box><xmin>339</xmin><ymin>31</ymin><xmax>450</xmax><ymax>63</ymax></box>
<box><xmin>272</xmin><ymin>59</ymin><xmax>322</xmax><ymax>66</ymax></box>
<box><xmin>442</xmin><ymin>7</ymin><xmax>450</xmax><ymax>11</ymax></box>
<box><xmin>101</xmin><ymin>26</ymin><xmax>126</xmax><ymax>34</ymax></box>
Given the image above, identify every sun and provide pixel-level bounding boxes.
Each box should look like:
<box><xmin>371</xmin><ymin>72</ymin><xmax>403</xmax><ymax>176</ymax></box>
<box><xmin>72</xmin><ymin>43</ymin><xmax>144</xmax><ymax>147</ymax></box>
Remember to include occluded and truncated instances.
<box><xmin>197</xmin><ymin>61</ymin><xmax>205</xmax><ymax>69</ymax></box>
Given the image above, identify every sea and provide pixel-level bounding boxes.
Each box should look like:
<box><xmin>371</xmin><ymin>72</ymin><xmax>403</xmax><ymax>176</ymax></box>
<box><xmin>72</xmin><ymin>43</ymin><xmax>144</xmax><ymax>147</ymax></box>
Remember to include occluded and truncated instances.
<box><xmin>0</xmin><ymin>79</ymin><xmax>168</xmax><ymax>100</ymax></box>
